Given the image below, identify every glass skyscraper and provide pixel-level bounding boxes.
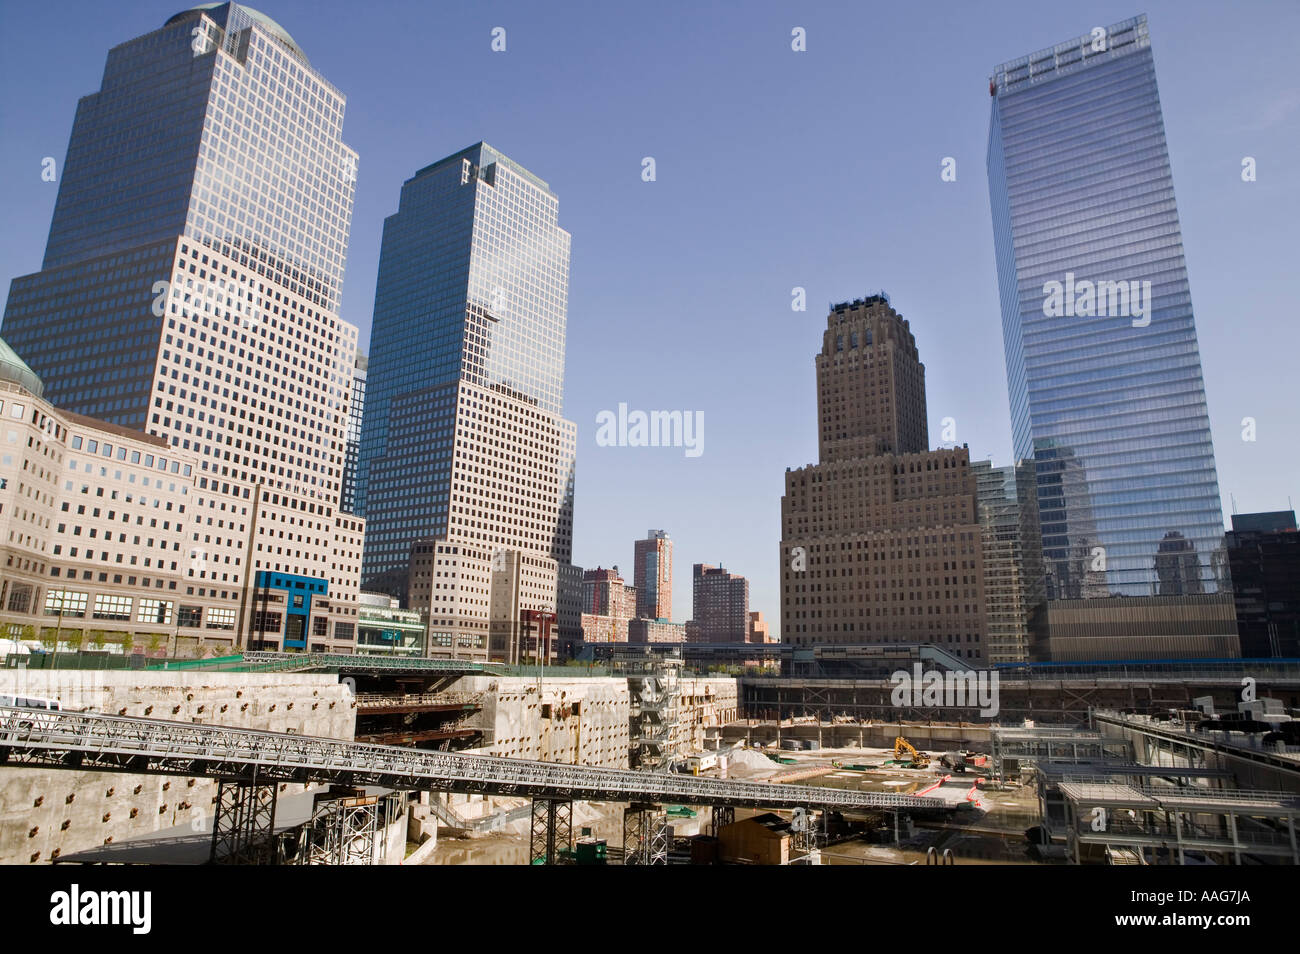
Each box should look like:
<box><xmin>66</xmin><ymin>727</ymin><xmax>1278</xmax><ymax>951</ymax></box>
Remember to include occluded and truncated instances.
<box><xmin>1</xmin><ymin>4</ymin><xmax>365</xmax><ymax>651</ymax></box>
<box><xmin>986</xmin><ymin>16</ymin><xmax>1229</xmax><ymax>621</ymax></box>
<box><xmin>359</xmin><ymin>143</ymin><xmax>576</xmax><ymax>660</ymax></box>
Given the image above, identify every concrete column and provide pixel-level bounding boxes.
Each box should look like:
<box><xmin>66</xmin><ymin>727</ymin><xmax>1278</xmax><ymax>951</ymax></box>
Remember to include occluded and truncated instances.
<box><xmin>1227</xmin><ymin>811</ymin><xmax>1241</xmax><ymax>865</ymax></box>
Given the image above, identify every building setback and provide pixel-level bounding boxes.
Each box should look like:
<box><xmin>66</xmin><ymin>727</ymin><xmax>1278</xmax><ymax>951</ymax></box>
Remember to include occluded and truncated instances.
<box><xmin>780</xmin><ymin>295</ymin><xmax>988</xmax><ymax>663</ymax></box>
<box><xmin>986</xmin><ymin>15</ymin><xmax>1236</xmax><ymax>658</ymax></box>
<box><xmin>0</xmin><ymin>4</ymin><xmax>364</xmax><ymax>651</ymax></box>
<box><xmin>356</xmin><ymin>143</ymin><xmax>577</xmax><ymax>662</ymax></box>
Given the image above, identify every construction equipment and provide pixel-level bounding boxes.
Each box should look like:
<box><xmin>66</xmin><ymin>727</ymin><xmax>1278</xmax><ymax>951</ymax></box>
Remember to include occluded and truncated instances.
<box><xmin>940</xmin><ymin>750</ymin><xmax>969</xmax><ymax>773</ymax></box>
<box><xmin>893</xmin><ymin>736</ymin><xmax>930</xmax><ymax>768</ymax></box>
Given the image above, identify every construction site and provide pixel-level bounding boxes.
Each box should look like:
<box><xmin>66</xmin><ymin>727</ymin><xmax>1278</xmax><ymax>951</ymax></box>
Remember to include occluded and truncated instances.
<box><xmin>2</xmin><ymin>651</ymin><xmax>1298</xmax><ymax>865</ymax></box>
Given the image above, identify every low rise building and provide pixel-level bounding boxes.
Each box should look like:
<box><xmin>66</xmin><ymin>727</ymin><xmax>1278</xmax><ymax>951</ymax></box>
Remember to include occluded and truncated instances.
<box><xmin>628</xmin><ymin>618</ymin><xmax>686</xmax><ymax>644</ymax></box>
<box><xmin>357</xmin><ymin>591</ymin><xmax>425</xmax><ymax>655</ymax></box>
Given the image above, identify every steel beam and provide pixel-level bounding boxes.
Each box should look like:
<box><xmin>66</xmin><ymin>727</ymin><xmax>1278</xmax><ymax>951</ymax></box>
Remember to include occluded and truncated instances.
<box><xmin>210</xmin><ymin>773</ymin><xmax>278</xmax><ymax>865</ymax></box>
<box><xmin>0</xmin><ymin>706</ymin><xmax>948</xmax><ymax>813</ymax></box>
<box><xmin>529</xmin><ymin>798</ymin><xmax>573</xmax><ymax>865</ymax></box>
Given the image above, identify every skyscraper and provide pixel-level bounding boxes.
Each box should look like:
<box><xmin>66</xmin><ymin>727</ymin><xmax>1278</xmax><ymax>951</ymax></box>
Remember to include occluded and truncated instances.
<box><xmin>691</xmin><ymin>563</ymin><xmax>750</xmax><ymax>643</ymax></box>
<box><xmin>634</xmin><ymin>530</ymin><xmax>673</xmax><ymax>621</ymax></box>
<box><xmin>1</xmin><ymin>4</ymin><xmax>364</xmax><ymax>651</ymax></box>
<box><xmin>781</xmin><ymin>295</ymin><xmax>988</xmax><ymax>663</ymax></box>
<box><xmin>357</xmin><ymin>143</ymin><xmax>576</xmax><ymax>661</ymax></box>
<box><xmin>986</xmin><ymin>15</ymin><xmax>1236</xmax><ymax>657</ymax></box>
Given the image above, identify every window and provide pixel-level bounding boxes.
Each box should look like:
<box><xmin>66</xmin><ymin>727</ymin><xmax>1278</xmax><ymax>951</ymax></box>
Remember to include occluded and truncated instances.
<box><xmin>93</xmin><ymin>594</ymin><xmax>133</xmax><ymax>621</ymax></box>
<box><xmin>136</xmin><ymin>598</ymin><xmax>172</xmax><ymax>625</ymax></box>
<box><xmin>44</xmin><ymin>590</ymin><xmax>88</xmax><ymax>618</ymax></box>
<box><xmin>253</xmin><ymin>611</ymin><xmax>282</xmax><ymax>631</ymax></box>
<box><xmin>177</xmin><ymin>605</ymin><xmax>203</xmax><ymax>628</ymax></box>
<box><xmin>206</xmin><ymin>607</ymin><xmax>236</xmax><ymax>630</ymax></box>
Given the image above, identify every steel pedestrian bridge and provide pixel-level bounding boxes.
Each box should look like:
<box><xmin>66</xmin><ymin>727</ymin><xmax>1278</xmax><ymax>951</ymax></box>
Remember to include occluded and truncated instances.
<box><xmin>0</xmin><ymin>707</ymin><xmax>945</xmax><ymax>813</ymax></box>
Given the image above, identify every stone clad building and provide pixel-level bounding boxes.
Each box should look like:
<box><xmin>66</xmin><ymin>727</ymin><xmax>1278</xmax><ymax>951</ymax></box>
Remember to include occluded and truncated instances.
<box><xmin>780</xmin><ymin>295</ymin><xmax>989</xmax><ymax>663</ymax></box>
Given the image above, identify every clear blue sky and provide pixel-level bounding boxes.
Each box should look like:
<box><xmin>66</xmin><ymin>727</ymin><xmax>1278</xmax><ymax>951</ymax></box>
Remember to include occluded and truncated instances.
<box><xmin>2</xmin><ymin>1</ymin><xmax>1296</xmax><ymax>633</ymax></box>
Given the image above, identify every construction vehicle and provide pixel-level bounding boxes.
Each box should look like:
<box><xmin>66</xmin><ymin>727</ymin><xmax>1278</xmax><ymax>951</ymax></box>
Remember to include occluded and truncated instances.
<box><xmin>940</xmin><ymin>750</ymin><xmax>969</xmax><ymax>773</ymax></box>
<box><xmin>893</xmin><ymin>735</ymin><xmax>930</xmax><ymax>768</ymax></box>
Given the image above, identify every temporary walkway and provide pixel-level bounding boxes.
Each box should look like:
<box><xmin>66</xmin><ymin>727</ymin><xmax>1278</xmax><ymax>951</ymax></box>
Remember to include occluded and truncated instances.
<box><xmin>0</xmin><ymin>706</ymin><xmax>945</xmax><ymax>813</ymax></box>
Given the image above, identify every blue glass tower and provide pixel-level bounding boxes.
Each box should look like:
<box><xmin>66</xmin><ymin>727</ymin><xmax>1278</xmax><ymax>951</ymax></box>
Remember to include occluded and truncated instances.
<box><xmin>986</xmin><ymin>16</ymin><xmax>1228</xmax><ymax>616</ymax></box>
<box><xmin>358</xmin><ymin>144</ymin><xmax>576</xmax><ymax>659</ymax></box>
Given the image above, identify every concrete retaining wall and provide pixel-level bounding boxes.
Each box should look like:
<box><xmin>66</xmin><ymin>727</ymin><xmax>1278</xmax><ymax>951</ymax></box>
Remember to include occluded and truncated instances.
<box><xmin>0</xmin><ymin>670</ymin><xmax>354</xmax><ymax>864</ymax></box>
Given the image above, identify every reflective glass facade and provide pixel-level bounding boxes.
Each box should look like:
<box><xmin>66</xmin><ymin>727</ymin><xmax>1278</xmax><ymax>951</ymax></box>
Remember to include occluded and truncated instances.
<box><xmin>986</xmin><ymin>15</ymin><xmax>1226</xmax><ymax>600</ymax></box>
<box><xmin>358</xmin><ymin>143</ymin><xmax>573</xmax><ymax>589</ymax></box>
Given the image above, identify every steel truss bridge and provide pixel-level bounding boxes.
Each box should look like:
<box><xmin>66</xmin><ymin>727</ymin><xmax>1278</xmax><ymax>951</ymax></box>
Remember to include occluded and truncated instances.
<box><xmin>235</xmin><ymin>652</ymin><xmax>499</xmax><ymax>675</ymax></box>
<box><xmin>2</xmin><ymin>706</ymin><xmax>943</xmax><ymax>865</ymax></box>
<box><xmin>1</xmin><ymin>706</ymin><xmax>946</xmax><ymax>863</ymax></box>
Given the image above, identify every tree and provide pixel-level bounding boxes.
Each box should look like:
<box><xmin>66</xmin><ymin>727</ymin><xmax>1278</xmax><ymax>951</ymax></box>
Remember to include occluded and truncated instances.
<box><xmin>87</xmin><ymin>629</ymin><xmax>108</xmax><ymax>652</ymax></box>
<box><xmin>146</xmin><ymin>632</ymin><xmax>165</xmax><ymax>657</ymax></box>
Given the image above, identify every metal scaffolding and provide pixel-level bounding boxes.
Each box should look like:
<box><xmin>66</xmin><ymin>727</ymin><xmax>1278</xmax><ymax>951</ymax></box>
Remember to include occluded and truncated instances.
<box><xmin>625</xmin><ymin>653</ymin><xmax>682</xmax><ymax>771</ymax></box>
<box><xmin>298</xmin><ymin>790</ymin><xmax>392</xmax><ymax>865</ymax></box>
<box><xmin>529</xmin><ymin>798</ymin><xmax>573</xmax><ymax>865</ymax></box>
<box><xmin>1056</xmin><ymin>780</ymin><xmax>1300</xmax><ymax>865</ymax></box>
<box><xmin>0</xmin><ymin>706</ymin><xmax>947</xmax><ymax>813</ymax></box>
<box><xmin>210</xmin><ymin>774</ymin><xmax>278</xmax><ymax>865</ymax></box>
<box><xmin>990</xmin><ymin>725</ymin><xmax>1132</xmax><ymax>784</ymax></box>
<box><xmin>789</xmin><ymin>806</ymin><xmax>822</xmax><ymax>862</ymax></box>
<box><xmin>624</xmin><ymin>803</ymin><xmax>669</xmax><ymax>865</ymax></box>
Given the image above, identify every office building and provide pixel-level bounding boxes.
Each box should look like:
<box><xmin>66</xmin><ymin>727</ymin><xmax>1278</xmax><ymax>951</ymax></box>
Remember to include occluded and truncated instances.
<box><xmin>0</xmin><ymin>337</ymin><xmax>229</xmax><ymax>653</ymax></box>
<box><xmin>974</xmin><ymin>460</ymin><xmax>1044</xmax><ymax>664</ymax></box>
<box><xmin>0</xmin><ymin>5</ymin><xmax>365</xmax><ymax>652</ymax></box>
<box><xmin>356</xmin><ymin>143</ymin><xmax>576</xmax><ymax>661</ymax></box>
<box><xmin>691</xmin><ymin>563</ymin><xmax>750</xmax><ymax>643</ymax></box>
<box><xmin>634</xmin><ymin>530</ymin><xmax>672</xmax><ymax>621</ymax></box>
<box><xmin>1225</xmin><ymin>511</ymin><xmax>1300</xmax><ymax>658</ymax></box>
<box><xmin>986</xmin><ymin>15</ymin><xmax>1236</xmax><ymax>657</ymax></box>
<box><xmin>780</xmin><ymin>295</ymin><xmax>988</xmax><ymax>663</ymax></box>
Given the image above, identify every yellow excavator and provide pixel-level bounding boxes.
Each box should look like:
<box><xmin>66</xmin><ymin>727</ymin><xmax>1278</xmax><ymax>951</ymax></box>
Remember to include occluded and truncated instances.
<box><xmin>893</xmin><ymin>735</ymin><xmax>931</xmax><ymax>768</ymax></box>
